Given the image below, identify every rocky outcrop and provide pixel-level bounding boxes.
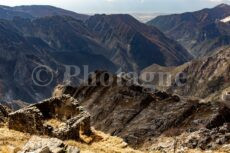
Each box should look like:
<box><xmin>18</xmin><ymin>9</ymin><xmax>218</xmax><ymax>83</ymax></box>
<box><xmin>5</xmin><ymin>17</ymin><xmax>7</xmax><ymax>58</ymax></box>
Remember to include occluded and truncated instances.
<box><xmin>19</xmin><ymin>136</ymin><xmax>80</xmax><ymax>153</ymax></box>
<box><xmin>8</xmin><ymin>95</ymin><xmax>91</xmax><ymax>140</ymax></box>
<box><xmin>148</xmin><ymin>123</ymin><xmax>230</xmax><ymax>152</ymax></box>
<box><xmin>55</xmin><ymin>71</ymin><xmax>230</xmax><ymax>149</ymax></box>
<box><xmin>0</xmin><ymin>104</ymin><xmax>11</xmax><ymax>123</ymax></box>
<box><xmin>185</xmin><ymin>123</ymin><xmax>230</xmax><ymax>150</ymax></box>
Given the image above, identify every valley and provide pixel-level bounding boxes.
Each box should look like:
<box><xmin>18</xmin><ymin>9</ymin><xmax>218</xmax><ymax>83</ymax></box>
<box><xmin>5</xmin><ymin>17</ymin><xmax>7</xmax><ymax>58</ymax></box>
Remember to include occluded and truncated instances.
<box><xmin>0</xmin><ymin>3</ymin><xmax>230</xmax><ymax>153</ymax></box>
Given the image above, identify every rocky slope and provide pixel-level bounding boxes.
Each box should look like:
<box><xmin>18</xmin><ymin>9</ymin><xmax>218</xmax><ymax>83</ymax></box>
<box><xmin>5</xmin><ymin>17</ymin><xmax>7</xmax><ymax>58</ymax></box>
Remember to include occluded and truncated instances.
<box><xmin>148</xmin><ymin>4</ymin><xmax>230</xmax><ymax>57</ymax></box>
<box><xmin>54</xmin><ymin>71</ymin><xmax>230</xmax><ymax>152</ymax></box>
<box><xmin>142</xmin><ymin>46</ymin><xmax>230</xmax><ymax>101</ymax></box>
<box><xmin>0</xmin><ymin>74</ymin><xmax>230</xmax><ymax>152</ymax></box>
<box><xmin>1</xmin><ymin>71</ymin><xmax>230</xmax><ymax>152</ymax></box>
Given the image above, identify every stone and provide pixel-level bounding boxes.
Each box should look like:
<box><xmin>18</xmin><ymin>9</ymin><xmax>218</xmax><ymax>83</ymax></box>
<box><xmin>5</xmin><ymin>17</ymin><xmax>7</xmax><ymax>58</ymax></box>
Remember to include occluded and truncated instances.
<box><xmin>66</xmin><ymin>146</ymin><xmax>80</xmax><ymax>153</ymax></box>
<box><xmin>216</xmin><ymin>137</ymin><xmax>227</xmax><ymax>145</ymax></box>
<box><xmin>187</xmin><ymin>137</ymin><xmax>198</xmax><ymax>149</ymax></box>
<box><xmin>40</xmin><ymin>147</ymin><xmax>51</xmax><ymax>153</ymax></box>
<box><xmin>19</xmin><ymin>136</ymin><xmax>80</xmax><ymax>153</ymax></box>
<box><xmin>19</xmin><ymin>136</ymin><xmax>65</xmax><ymax>153</ymax></box>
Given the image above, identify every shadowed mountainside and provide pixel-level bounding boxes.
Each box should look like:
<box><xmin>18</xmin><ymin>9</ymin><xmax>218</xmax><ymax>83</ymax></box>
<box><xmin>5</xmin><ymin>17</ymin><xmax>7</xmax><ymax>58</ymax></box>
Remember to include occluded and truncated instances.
<box><xmin>0</xmin><ymin>17</ymin><xmax>117</xmax><ymax>103</ymax></box>
<box><xmin>86</xmin><ymin>14</ymin><xmax>192</xmax><ymax>71</ymax></box>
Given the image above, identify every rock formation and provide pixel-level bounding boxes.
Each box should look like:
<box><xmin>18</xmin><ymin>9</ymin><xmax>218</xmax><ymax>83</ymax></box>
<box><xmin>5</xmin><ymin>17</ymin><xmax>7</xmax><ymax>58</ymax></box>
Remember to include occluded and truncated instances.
<box><xmin>8</xmin><ymin>95</ymin><xmax>91</xmax><ymax>140</ymax></box>
<box><xmin>0</xmin><ymin>104</ymin><xmax>11</xmax><ymax>123</ymax></box>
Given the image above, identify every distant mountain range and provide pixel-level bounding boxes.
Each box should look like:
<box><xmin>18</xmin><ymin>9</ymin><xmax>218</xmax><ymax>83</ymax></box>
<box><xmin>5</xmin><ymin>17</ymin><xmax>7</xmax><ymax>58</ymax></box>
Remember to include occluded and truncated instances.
<box><xmin>0</xmin><ymin>5</ymin><xmax>192</xmax><ymax>103</ymax></box>
<box><xmin>0</xmin><ymin>5</ymin><xmax>89</xmax><ymax>20</ymax></box>
<box><xmin>148</xmin><ymin>4</ymin><xmax>230</xmax><ymax>57</ymax></box>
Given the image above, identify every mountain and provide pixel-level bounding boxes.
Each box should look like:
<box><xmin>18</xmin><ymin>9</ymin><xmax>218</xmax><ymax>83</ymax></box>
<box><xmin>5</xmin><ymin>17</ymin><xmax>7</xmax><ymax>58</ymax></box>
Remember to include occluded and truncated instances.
<box><xmin>0</xmin><ymin>5</ymin><xmax>192</xmax><ymax>103</ymax></box>
<box><xmin>0</xmin><ymin>5</ymin><xmax>89</xmax><ymax>20</ymax></box>
<box><xmin>0</xmin><ymin>17</ymin><xmax>117</xmax><ymax>103</ymax></box>
<box><xmin>169</xmin><ymin>47</ymin><xmax>230</xmax><ymax>100</ymax></box>
<box><xmin>0</xmin><ymin>6</ymin><xmax>33</xmax><ymax>19</ymax></box>
<box><xmin>12</xmin><ymin>5</ymin><xmax>89</xmax><ymax>21</ymax></box>
<box><xmin>148</xmin><ymin>4</ymin><xmax>230</xmax><ymax>57</ymax></box>
<box><xmin>12</xmin><ymin>16</ymin><xmax>110</xmax><ymax>59</ymax></box>
<box><xmin>13</xmin><ymin>13</ymin><xmax>192</xmax><ymax>72</ymax></box>
<box><xmin>0</xmin><ymin>19</ymin><xmax>61</xmax><ymax>103</ymax></box>
<box><xmin>86</xmin><ymin>14</ymin><xmax>192</xmax><ymax>71</ymax></box>
<box><xmin>142</xmin><ymin>46</ymin><xmax>230</xmax><ymax>101</ymax></box>
<box><xmin>1</xmin><ymin>71</ymin><xmax>230</xmax><ymax>152</ymax></box>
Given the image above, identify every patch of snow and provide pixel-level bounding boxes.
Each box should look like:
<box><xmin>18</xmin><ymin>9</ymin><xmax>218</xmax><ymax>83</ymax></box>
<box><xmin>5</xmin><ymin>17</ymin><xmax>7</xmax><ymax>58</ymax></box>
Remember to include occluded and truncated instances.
<box><xmin>220</xmin><ymin>16</ymin><xmax>230</xmax><ymax>23</ymax></box>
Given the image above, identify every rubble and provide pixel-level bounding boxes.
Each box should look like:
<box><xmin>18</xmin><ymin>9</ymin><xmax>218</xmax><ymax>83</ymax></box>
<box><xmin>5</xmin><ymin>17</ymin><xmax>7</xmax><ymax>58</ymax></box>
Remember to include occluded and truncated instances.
<box><xmin>185</xmin><ymin>123</ymin><xmax>230</xmax><ymax>150</ymax></box>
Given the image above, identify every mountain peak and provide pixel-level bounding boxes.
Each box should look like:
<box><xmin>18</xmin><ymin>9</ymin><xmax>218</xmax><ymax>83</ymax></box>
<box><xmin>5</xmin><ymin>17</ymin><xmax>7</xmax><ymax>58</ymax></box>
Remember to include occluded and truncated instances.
<box><xmin>215</xmin><ymin>3</ymin><xmax>230</xmax><ymax>8</ymax></box>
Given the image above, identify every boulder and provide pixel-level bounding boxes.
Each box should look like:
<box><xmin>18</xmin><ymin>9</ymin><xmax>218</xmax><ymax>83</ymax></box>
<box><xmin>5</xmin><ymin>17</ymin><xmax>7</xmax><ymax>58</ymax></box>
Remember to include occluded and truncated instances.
<box><xmin>19</xmin><ymin>136</ymin><xmax>80</xmax><ymax>153</ymax></box>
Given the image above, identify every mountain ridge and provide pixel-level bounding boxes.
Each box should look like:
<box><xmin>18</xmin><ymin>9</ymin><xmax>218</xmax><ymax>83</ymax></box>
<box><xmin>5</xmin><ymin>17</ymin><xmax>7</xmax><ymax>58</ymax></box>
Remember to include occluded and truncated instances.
<box><xmin>147</xmin><ymin>3</ymin><xmax>230</xmax><ymax>57</ymax></box>
<box><xmin>0</xmin><ymin>5</ymin><xmax>89</xmax><ymax>20</ymax></box>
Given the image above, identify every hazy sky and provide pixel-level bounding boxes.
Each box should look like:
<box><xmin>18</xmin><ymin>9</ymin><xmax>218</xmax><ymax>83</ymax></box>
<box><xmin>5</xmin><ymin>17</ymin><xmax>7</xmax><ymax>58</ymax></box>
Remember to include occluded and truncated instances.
<box><xmin>0</xmin><ymin>0</ymin><xmax>230</xmax><ymax>14</ymax></box>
